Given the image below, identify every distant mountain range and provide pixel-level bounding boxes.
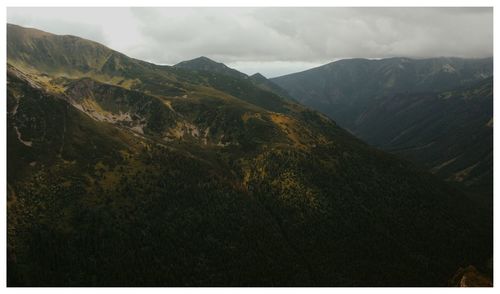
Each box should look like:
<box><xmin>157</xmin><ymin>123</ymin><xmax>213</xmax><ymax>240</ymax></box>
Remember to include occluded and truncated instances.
<box><xmin>7</xmin><ymin>24</ymin><xmax>492</xmax><ymax>286</ymax></box>
<box><xmin>272</xmin><ymin>57</ymin><xmax>493</xmax><ymax>201</ymax></box>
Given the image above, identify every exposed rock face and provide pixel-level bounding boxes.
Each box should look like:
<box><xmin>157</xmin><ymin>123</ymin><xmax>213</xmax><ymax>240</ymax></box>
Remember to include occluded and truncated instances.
<box><xmin>449</xmin><ymin>265</ymin><xmax>492</xmax><ymax>287</ymax></box>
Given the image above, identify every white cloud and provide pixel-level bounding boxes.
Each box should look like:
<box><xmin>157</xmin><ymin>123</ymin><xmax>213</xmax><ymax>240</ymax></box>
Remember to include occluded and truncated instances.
<box><xmin>7</xmin><ymin>7</ymin><xmax>493</xmax><ymax>77</ymax></box>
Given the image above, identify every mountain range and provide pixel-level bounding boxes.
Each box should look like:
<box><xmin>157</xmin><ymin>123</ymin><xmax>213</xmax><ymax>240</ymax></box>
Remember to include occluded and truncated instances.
<box><xmin>6</xmin><ymin>24</ymin><xmax>493</xmax><ymax>286</ymax></box>
<box><xmin>272</xmin><ymin>57</ymin><xmax>493</xmax><ymax>202</ymax></box>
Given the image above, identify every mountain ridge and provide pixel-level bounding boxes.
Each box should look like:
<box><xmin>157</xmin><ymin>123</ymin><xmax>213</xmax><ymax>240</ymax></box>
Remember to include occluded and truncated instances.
<box><xmin>271</xmin><ymin>56</ymin><xmax>493</xmax><ymax>199</ymax></box>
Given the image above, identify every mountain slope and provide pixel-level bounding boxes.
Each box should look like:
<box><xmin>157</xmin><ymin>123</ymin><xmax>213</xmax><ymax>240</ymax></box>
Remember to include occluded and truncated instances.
<box><xmin>355</xmin><ymin>78</ymin><xmax>493</xmax><ymax>201</ymax></box>
<box><xmin>272</xmin><ymin>58</ymin><xmax>492</xmax><ymax>125</ymax></box>
<box><xmin>272</xmin><ymin>57</ymin><xmax>493</xmax><ymax>198</ymax></box>
<box><xmin>7</xmin><ymin>24</ymin><xmax>492</xmax><ymax>286</ymax></box>
<box><xmin>249</xmin><ymin>72</ymin><xmax>294</xmax><ymax>100</ymax></box>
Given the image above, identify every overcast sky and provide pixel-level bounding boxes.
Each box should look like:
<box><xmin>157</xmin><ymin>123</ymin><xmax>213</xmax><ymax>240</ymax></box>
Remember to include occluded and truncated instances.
<box><xmin>7</xmin><ymin>7</ymin><xmax>493</xmax><ymax>77</ymax></box>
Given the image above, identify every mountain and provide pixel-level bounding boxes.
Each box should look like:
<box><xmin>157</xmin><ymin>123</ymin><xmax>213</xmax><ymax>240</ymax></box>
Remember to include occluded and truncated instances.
<box><xmin>249</xmin><ymin>72</ymin><xmax>294</xmax><ymax>100</ymax></box>
<box><xmin>272</xmin><ymin>57</ymin><xmax>493</xmax><ymax>199</ymax></box>
<box><xmin>354</xmin><ymin>78</ymin><xmax>493</xmax><ymax>202</ymax></box>
<box><xmin>272</xmin><ymin>58</ymin><xmax>493</xmax><ymax>124</ymax></box>
<box><xmin>174</xmin><ymin>56</ymin><xmax>293</xmax><ymax>100</ymax></box>
<box><xmin>7</xmin><ymin>24</ymin><xmax>492</xmax><ymax>286</ymax></box>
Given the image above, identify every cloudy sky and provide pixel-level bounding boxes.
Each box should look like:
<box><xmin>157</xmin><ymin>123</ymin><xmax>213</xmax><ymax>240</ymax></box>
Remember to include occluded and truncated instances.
<box><xmin>7</xmin><ymin>7</ymin><xmax>493</xmax><ymax>77</ymax></box>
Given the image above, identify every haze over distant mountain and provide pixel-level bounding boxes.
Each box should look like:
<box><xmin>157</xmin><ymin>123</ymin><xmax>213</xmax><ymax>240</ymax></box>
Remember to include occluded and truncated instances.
<box><xmin>7</xmin><ymin>24</ymin><xmax>492</xmax><ymax>287</ymax></box>
<box><xmin>272</xmin><ymin>57</ymin><xmax>493</xmax><ymax>200</ymax></box>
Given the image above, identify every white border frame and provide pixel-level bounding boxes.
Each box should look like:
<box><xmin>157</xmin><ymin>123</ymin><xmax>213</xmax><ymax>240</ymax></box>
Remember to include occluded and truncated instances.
<box><xmin>1</xmin><ymin>1</ymin><xmax>497</xmax><ymax>293</ymax></box>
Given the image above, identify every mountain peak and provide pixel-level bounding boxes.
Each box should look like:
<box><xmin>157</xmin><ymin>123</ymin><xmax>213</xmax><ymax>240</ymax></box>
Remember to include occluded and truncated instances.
<box><xmin>175</xmin><ymin>56</ymin><xmax>225</xmax><ymax>68</ymax></box>
<box><xmin>250</xmin><ymin>72</ymin><xmax>267</xmax><ymax>82</ymax></box>
<box><xmin>194</xmin><ymin>56</ymin><xmax>216</xmax><ymax>62</ymax></box>
<box><xmin>7</xmin><ymin>23</ymin><xmax>51</xmax><ymax>37</ymax></box>
<box><xmin>181</xmin><ymin>56</ymin><xmax>218</xmax><ymax>64</ymax></box>
<box><xmin>174</xmin><ymin>56</ymin><xmax>247</xmax><ymax>79</ymax></box>
<box><xmin>7</xmin><ymin>23</ymin><xmax>126</xmax><ymax>76</ymax></box>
